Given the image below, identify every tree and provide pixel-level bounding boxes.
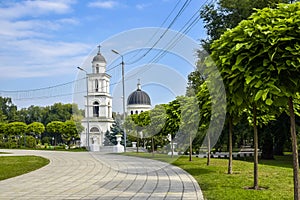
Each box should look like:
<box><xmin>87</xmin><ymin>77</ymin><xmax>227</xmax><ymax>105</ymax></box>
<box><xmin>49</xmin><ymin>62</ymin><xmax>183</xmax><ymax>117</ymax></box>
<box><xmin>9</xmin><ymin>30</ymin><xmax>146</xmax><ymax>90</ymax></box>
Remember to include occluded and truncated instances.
<box><xmin>209</xmin><ymin>2</ymin><xmax>300</xmax><ymax>197</ymax></box>
<box><xmin>18</xmin><ymin>105</ymin><xmax>44</xmax><ymax>124</ymax></box>
<box><xmin>0</xmin><ymin>97</ymin><xmax>19</xmax><ymax>122</ymax></box>
<box><xmin>106</xmin><ymin>119</ymin><xmax>124</xmax><ymax>146</ymax></box>
<box><xmin>6</xmin><ymin>122</ymin><xmax>27</xmax><ymax>136</ymax></box>
<box><xmin>145</xmin><ymin>104</ymin><xmax>167</xmax><ymax>155</ymax></box>
<box><xmin>133</xmin><ymin>112</ymin><xmax>151</xmax><ymax>153</ymax></box>
<box><xmin>196</xmin><ymin>82</ymin><xmax>213</xmax><ymax>165</ymax></box>
<box><xmin>178</xmin><ymin>96</ymin><xmax>200</xmax><ymax>161</ymax></box>
<box><xmin>27</xmin><ymin>122</ymin><xmax>45</xmax><ymax>136</ymax></box>
<box><xmin>5</xmin><ymin>122</ymin><xmax>27</xmax><ymax>148</ymax></box>
<box><xmin>46</xmin><ymin>121</ymin><xmax>63</xmax><ymax>146</ymax></box>
<box><xmin>62</xmin><ymin>120</ymin><xmax>79</xmax><ymax>145</ymax></box>
<box><xmin>163</xmin><ymin>100</ymin><xmax>181</xmax><ymax>157</ymax></box>
<box><xmin>70</xmin><ymin>114</ymin><xmax>84</xmax><ymax>136</ymax></box>
<box><xmin>43</xmin><ymin>103</ymin><xmax>78</xmax><ymax>125</ymax></box>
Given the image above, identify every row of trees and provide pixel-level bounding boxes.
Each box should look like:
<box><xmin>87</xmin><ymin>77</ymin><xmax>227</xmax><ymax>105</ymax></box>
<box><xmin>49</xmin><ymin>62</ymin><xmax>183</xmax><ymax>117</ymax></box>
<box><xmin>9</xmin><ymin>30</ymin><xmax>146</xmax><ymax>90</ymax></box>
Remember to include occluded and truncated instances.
<box><xmin>196</xmin><ymin>0</ymin><xmax>300</xmax><ymax>199</ymax></box>
<box><xmin>0</xmin><ymin>120</ymin><xmax>83</xmax><ymax>148</ymax></box>
<box><xmin>0</xmin><ymin>97</ymin><xmax>84</xmax><ymax>148</ymax></box>
<box><xmin>0</xmin><ymin>96</ymin><xmax>83</xmax><ymax>125</ymax></box>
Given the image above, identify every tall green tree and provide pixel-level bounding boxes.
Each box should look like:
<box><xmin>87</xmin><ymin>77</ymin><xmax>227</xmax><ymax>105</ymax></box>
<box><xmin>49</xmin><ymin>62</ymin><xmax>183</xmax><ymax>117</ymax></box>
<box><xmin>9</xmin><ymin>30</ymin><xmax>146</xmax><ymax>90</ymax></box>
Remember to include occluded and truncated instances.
<box><xmin>178</xmin><ymin>96</ymin><xmax>201</xmax><ymax>161</ymax></box>
<box><xmin>163</xmin><ymin>99</ymin><xmax>181</xmax><ymax>157</ymax></box>
<box><xmin>196</xmin><ymin>82</ymin><xmax>213</xmax><ymax>165</ymax></box>
<box><xmin>0</xmin><ymin>97</ymin><xmax>19</xmax><ymax>122</ymax></box>
<box><xmin>145</xmin><ymin>104</ymin><xmax>167</xmax><ymax>155</ymax></box>
<box><xmin>62</xmin><ymin>120</ymin><xmax>79</xmax><ymax>145</ymax></box>
<box><xmin>43</xmin><ymin>103</ymin><xmax>77</xmax><ymax>125</ymax></box>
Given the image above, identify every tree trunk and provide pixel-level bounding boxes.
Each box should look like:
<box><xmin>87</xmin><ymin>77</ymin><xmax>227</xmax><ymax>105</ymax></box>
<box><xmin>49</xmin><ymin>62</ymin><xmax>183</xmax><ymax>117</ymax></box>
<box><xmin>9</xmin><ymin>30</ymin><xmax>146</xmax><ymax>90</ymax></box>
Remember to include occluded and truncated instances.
<box><xmin>136</xmin><ymin>131</ymin><xmax>139</xmax><ymax>153</ymax></box>
<box><xmin>228</xmin><ymin>116</ymin><xmax>233</xmax><ymax>174</ymax></box>
<box><xmin>288</xmin><ymin>97</ymin><xmax>299</xmax><ymax>200</ymax></box>
<box><xmin>152</xmin><ymin>137</ymin><xmax>154</xmax><ymax>157</ymax></box>
<box><xmin>207</xmin><ymin>133</ymin><xmax>210</xmax><ymax>166</ymax></box>
<box><xmin>189</xmin><ymin>134</ymin><xmax>192</xmax><ymax>161</ymax></box>
<box><xmin>171</xmin><ymin>138</ymin><xmax>174</xmax><ymax>158</ymax></box>
<box><xmin>253</xmin><ymin>105</ymin><xmax>259</xmax><ymax>190</ymax></box>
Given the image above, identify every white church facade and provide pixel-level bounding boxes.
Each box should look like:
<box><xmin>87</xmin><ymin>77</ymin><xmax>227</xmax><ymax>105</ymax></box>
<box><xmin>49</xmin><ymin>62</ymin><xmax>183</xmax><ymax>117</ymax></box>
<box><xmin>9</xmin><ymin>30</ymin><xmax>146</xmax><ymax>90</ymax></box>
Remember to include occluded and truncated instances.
<box><xmin>80</xmin><ymin>47</ymin><xmax>114</xmax><ymax>151</ymax></box>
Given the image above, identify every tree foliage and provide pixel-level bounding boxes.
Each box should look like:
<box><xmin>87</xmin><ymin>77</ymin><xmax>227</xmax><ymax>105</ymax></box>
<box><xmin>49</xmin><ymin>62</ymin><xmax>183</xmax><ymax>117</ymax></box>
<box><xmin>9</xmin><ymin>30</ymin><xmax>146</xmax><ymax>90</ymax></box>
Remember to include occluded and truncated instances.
<box><xmin>200</xmin><ymin>0</ymin><xmax>290</xmax><ymax>51</ymax></box>
<box><xmin>5</xmin><ymin>122</ymin><xmax>27</xmax><ymax>136</ymax></box>
<box><xmin>62</xmin><ymin>120</ymin><xmax>79</xmax><ymax>145</ymax></box>
<box><xmin>27</xmin><ymin>122</ymin><xmax>45</xmax><ymax>136</ymax></box>
<box><xmin>105</xmin><ymin>119</ymin><xmax>124</xmax><ymax>146</ymax></box>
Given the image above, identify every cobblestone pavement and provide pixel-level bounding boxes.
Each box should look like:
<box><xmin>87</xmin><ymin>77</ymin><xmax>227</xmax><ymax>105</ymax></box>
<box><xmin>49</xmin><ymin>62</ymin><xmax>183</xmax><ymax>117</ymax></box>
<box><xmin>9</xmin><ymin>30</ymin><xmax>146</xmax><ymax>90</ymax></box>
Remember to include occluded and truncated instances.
<box><xmin>0</xmin><ymin>149</ymin><xmax>203</xmax><ymax>200</ymax></box>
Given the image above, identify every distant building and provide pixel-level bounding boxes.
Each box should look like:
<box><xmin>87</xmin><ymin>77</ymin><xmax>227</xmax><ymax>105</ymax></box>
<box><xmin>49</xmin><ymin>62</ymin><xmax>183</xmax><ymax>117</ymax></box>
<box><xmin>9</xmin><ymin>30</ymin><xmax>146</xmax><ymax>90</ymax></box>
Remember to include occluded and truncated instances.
<box><xmin>127</xmin><ymin>80</ymin><xmax>151</xmax><ymax>115</ymax></box>
<box><xmin>80</xmin><ymin>47</ymin><xmax>113</xmax><ymax>151</ymax></box>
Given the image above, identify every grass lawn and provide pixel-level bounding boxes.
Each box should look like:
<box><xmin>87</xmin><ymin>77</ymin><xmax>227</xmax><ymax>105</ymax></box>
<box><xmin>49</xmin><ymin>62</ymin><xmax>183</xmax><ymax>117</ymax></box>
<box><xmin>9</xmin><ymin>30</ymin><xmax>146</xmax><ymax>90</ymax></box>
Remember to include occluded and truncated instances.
<box><xmin>124</xmin><ymin>153</ymin><xmax>294</xmax><ymax>200</ymax></box>
<box><xmin>0</xmin><ymin>156</ymin><xmax>50</xmax><ymax>181</ymax></box>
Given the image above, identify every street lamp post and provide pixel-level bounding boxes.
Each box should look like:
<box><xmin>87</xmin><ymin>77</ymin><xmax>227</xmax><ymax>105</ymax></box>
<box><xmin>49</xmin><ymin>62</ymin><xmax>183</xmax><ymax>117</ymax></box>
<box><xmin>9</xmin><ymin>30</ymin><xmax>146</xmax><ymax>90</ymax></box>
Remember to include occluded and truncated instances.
<box><xmin>111</xmin><ymin>49</ymin><xmax>127</xmax><ymax>152</ymax></box>
<box><xmin>77</xmin><ymin>66</ymin><xmax>90</xmax><ymax>151</ymax></box>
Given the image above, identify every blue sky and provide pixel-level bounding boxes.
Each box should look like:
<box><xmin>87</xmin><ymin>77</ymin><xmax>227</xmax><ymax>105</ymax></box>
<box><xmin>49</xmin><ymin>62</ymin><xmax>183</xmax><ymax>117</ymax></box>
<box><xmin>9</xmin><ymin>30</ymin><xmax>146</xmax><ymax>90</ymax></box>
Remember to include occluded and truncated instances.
<box><xmin>0</xmin><ymin>0</ymin><xmax>208</xmax><ymax>111</ymax></box>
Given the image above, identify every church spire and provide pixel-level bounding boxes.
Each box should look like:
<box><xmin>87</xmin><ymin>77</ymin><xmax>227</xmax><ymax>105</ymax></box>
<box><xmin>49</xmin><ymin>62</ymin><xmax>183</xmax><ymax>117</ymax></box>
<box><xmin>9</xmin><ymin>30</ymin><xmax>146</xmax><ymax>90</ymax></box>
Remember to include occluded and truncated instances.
<box><xmin>97</xmin><ymin>45</ymin><xmax>101</xmax><ymax>54</ymax></box>
<box><xmin>137</xmin><ymin>79</ymin><xmax>141</xmax><ymax>91</ymax></box>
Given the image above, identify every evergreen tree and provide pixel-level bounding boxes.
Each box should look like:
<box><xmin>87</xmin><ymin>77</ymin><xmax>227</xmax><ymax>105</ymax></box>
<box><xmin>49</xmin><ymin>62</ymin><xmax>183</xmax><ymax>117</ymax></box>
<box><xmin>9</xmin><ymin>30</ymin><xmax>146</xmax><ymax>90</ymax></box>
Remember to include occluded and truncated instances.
<box><xmin>104</xmin><ymin>119</ymin><xmax>124</xmax><ymax>146</ymax></box>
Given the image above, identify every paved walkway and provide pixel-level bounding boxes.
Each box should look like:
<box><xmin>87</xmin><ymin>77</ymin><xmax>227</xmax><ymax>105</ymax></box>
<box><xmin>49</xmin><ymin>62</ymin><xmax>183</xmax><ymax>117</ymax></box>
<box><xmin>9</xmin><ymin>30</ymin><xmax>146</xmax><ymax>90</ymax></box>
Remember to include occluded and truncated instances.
<box><xmin>0</xmin><ymin>150</ymin><xmax>203</xmax><ymax>200</ymax></box>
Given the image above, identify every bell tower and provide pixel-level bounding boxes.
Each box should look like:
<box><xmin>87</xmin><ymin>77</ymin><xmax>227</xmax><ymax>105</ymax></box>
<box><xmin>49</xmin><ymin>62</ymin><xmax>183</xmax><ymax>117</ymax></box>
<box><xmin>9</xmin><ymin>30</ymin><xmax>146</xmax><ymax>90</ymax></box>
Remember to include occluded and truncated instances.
<box><xmin>80</xmin><ymin>45</ymin><xmax>114</xmax><ymax>151</ymax></box>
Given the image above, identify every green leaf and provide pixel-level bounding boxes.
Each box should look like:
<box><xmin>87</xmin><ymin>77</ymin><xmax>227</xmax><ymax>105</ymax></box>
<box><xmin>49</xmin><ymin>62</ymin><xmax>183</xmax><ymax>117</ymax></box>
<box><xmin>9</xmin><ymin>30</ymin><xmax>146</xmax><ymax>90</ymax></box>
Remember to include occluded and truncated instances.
<box><xmin>235</xmin><ymin>43</ymin><xmax>245</xmax><ymax>51</ymax></box>
<box><xmin>245</xmin><ymin>76</ymin><xmax>255</xmax><ymax>85</ymax></box>
<box><xmin>263</xmin><ymin>59</ymin><xmax>269</xmax><ymax>66</ymax></box>
<box><xmin>232</xmin><ymin>64</ymin><xmax>245</xmax><ymax>72</ymax></box>
<box><xmin>255</xmin><ymin>90</ymin><xmax>264</xmax><ymax>101</ymax></box>
<box><xmin>266</xmin><ymin>99</ymin><xmax>273</xmax><ymax>106</ymax></box>
<box><xmin>254</xmin><ymin>80</ymin><xmax>263</xmax><ymax>88</ymax></box>
<box><xmin>262</xmin><ymin>89</ymin><xmax>268</xmax><ymax>101</ymax></box>
<box><xmin>235</xmin><ymin>95</ymin><xmax>243</xmax><ymax>106</ymax></box>
<box><xmin>235</xmin><ymin>54</ymin><xmax>247</xmax><ymax>66</ymax></box>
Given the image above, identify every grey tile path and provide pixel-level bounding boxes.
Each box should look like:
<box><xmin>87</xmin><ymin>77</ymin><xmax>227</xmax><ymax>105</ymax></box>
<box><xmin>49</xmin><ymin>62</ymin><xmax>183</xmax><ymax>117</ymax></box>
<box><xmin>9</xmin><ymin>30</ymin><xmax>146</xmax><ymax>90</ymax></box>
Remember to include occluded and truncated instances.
<box><xmin>0</xmin><ymin>149</ymin><xmax>203</xmax><ymax>200</ymax></box>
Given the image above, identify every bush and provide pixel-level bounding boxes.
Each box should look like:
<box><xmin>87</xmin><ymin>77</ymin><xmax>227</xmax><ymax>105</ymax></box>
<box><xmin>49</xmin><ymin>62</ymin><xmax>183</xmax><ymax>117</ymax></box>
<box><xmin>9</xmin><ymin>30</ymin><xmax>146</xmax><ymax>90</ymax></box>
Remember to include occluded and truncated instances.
<box><xmin>26</xmin><ymin>136</ymin><xmax>36</xmax><ymax>148</ymax></box>
<box><xmin>41</xmin><ymin>137</ymin><xmax>51</xmax><ymax>145</ymax></box>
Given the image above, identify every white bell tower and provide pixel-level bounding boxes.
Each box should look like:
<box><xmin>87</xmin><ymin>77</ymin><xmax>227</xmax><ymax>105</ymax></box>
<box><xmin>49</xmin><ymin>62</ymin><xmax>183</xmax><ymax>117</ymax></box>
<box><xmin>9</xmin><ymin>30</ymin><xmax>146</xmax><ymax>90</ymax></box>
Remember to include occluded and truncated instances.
<box><xmin>80</xmin><ymin>45</ymin><xmax>113</xmax><ymax>151</ymax></box>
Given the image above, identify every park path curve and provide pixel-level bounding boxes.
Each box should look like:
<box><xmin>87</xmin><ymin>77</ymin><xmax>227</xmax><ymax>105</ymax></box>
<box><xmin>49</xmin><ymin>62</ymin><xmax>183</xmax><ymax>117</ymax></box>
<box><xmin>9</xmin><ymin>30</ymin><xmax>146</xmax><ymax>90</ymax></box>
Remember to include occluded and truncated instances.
<box><xmin>0</xmin><ymin>150</ymin><xmax>203</xmax><ymax>200</ymax></box>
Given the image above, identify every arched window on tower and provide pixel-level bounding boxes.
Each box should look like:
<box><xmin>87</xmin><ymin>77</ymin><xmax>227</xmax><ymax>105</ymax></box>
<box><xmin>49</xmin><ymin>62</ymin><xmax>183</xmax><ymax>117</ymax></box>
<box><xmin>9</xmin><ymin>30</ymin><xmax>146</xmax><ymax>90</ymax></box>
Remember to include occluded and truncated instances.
<box><xmin>131</xmin><ymin>111</ymin><xmax>133</xmax><ymax>115</ymax></box>
<box><xmin>96</xmin><ymin>64</ymin><xmax>99</xmax><ymax>73</ymax></box>
<box><xmin>95</xmin><ymin>80</ymin><xmax>99</xmax><ymax>92</ymax></box>
<box><xmin>135</xmin><ymin>110</ymin><xmax>138</xmax><ymax>114</ymax></box>
<box><xmin>93</xmin><ymin>102</ymin><xmax>99</xmax><ymax>117</ymax></box>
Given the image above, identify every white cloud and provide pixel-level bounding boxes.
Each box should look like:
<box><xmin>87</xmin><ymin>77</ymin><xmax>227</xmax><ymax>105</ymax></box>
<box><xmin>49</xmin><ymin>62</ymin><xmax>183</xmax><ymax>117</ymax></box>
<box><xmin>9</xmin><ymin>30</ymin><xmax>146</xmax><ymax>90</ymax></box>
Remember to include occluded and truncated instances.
<box><xmin>0</xmin><ymin>0</ymin><xmax>75</xmax><ymax>19</ymax></box>
<box><xmin>0</xmin><ymin>39</ymin><xmax>91</xmax><ymax>79</ymax></box>
<box><xmin>87</xmin><ymin>1</ymin><xmax>118</xmax><ymax>9</ymax></box>
<box><xmin>0</xmin><ymin>18</ymin><xmax>79</xmax><ymax>39</ymax></box>
<box><xmin>0</xmin><ymin>1</ymin><xmax>90</xmax><ymax>80</ymax></box>
<box><xmin>136</xmin><ymin>3</ymin><xmax>151</xmax><ymax>10</ymax></box>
